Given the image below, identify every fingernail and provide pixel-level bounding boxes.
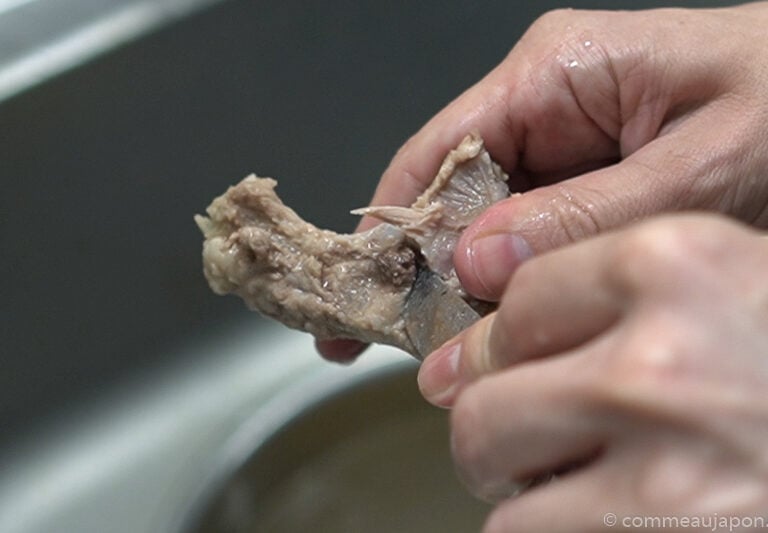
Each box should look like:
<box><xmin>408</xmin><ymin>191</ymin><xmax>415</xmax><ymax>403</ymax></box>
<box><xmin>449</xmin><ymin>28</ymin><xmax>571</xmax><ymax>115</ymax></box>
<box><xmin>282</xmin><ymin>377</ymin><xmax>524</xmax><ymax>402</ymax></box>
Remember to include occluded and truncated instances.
<box><xmin>418</xmin><ymin>343</ymin><xmax>462</xmax><ymax>408</ymax></box>
<box><xmin>468</xmin><ymin>233</ymin><xmax>532</xmax><ymax>298</ymax></box>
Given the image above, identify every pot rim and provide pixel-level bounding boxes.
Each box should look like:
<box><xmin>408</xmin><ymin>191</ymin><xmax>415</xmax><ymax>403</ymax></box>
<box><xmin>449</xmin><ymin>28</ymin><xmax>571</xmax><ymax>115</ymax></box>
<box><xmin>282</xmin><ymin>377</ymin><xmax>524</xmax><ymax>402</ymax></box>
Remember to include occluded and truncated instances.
<box><xmin>172</xmin><ymin>350</ymin><xmax>417</xmax><ymax>533</ymax></box>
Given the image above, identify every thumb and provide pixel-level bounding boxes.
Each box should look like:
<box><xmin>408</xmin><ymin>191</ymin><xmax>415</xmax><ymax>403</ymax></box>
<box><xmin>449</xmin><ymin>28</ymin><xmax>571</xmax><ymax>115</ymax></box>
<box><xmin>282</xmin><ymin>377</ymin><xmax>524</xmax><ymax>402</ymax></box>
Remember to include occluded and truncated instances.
<box><xmin>454</xmin><ymin>135</ymin><xmax>729</xmax><ymax>301</ymax></box>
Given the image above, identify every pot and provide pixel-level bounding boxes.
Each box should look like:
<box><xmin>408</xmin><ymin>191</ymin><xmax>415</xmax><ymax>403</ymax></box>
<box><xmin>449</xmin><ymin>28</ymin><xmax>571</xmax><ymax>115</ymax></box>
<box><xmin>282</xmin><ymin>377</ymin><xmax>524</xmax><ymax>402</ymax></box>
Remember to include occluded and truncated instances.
<box><xmin>179</xmin><ymin>357</ymin><xmax>489</xmax><ymax>533</ymax></box>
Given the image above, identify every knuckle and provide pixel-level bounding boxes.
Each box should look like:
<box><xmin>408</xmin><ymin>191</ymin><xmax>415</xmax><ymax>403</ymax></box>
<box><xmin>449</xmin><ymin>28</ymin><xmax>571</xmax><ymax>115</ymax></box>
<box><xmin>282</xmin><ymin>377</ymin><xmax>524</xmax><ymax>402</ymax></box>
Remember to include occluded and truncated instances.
<box><xmin>450</xmin><ymin>385</ymin><xmax>493</xmax><ymax>490</ymax></box>
<box><xmin>482</xmin><ymin>508</ymin><xmax>512</xmax><ymax>533</ymax></box>
<box><xmin>558</xmin><ymin>185</ymin><xmax>603</xmax><ymax>240</ymax></box>
<box><xmin>592</xmin><ymin>317</ymin><xmax>693</xmax><ymax>407</ymax></box>
<box><xmin>531</xmin><ymin>7</ymin><xmax>580</xmax><ymax>32</ymax></box>
<box><xmin>462</xmin><ymin>315</ymin><xmax>498</xmax><ymax>377</ymax></box>
<box><xmin>625</xmin><ymin>328</ymin><xmax>687</xmax><ymax>382</ymax></box>
<box><xmin>607</xmin><ymin>216</ymin><xmax>727</xmax><ymax>294</ymax></box>
<box><xmin>481</xmin><ymin>310</ymin><xmax>526</xmax><ymax>373</ymax></box>
<box><xmin>450</xmin><ymin>386</ymin><xmax>484</xmax><ymax>466</ymax></box>
<box><xmin>608</xmin><ymin>223</ymin><xmax>675</xmax><ymax>292</ymax></box>
<box><xmin>535</xmin><ymin>185</ymin><xmax>604</xmax><ymax>247</ymax></box>
<box><xmin>514</xmin><ymin>9</ymin><xmax>587</xmax><ymax>62</ymax></box>
<box><xmin>492</xmin><ymin>278</ymin><xmax>540</xmax><ymax>364</ymax></box>
<box><xmin>523</xmin><ymin>8</ymin><xmax>604</xmax><ymax>54</ymax></box>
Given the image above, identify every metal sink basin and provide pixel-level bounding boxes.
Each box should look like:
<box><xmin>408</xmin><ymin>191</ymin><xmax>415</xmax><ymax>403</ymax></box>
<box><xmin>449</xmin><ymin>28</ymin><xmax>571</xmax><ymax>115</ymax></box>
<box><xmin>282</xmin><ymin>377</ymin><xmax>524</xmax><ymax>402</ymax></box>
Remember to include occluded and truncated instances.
<box><xmin>178</xmin><ymin>355</ymin><xmax>490</xmax><ymax>533</ymax></box>
<box><xmin>0</xmin><ymin>0</ymin><xmax>739</xmax><ymax>532</ymax></box>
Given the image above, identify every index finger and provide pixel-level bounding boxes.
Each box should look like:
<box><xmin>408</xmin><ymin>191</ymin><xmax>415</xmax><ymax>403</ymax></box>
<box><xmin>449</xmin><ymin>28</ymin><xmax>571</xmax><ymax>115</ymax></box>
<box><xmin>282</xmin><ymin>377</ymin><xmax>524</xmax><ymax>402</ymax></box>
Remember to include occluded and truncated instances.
<box><xmin>320</xmin><ymin>60</ymin><xmax>530</xmax><ymax>360</ymax></box>
<box><xmin>365</xmin><ymin>13</ymin><xmax>631</xmax><ymax>218</ymax></box>
<box><xmin>362</xmin><ymin>69</ymin><xmax>526</xmax><ymax>226</ymax></box>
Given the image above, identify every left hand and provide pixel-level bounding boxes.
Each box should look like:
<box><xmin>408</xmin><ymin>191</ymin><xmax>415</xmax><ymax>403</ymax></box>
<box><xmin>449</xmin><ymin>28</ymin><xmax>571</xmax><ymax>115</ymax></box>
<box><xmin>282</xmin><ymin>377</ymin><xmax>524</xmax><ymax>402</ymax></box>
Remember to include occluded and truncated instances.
<box><xmin>418</xmin><ymin>213</ymin><xmax>768</xmax><ymax>531</ymax></box>
<box><xmin>317</xmin><ymin>3</ymin><xmax>768</xmax><ymax>363</ymax></box>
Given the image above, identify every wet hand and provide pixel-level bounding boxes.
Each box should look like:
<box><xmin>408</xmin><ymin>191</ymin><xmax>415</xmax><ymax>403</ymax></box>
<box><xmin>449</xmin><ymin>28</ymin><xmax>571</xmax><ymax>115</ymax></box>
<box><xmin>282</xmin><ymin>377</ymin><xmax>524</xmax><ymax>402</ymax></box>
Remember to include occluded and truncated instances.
<box><xmin>319</xmin><ymin>3</ymin><xmax>768</xmax><ymax>362</ymax></box>
<box><xmin>419</xmin><ymin>214</ymin><xmax>768</xmax><ymax>531</ymax></box>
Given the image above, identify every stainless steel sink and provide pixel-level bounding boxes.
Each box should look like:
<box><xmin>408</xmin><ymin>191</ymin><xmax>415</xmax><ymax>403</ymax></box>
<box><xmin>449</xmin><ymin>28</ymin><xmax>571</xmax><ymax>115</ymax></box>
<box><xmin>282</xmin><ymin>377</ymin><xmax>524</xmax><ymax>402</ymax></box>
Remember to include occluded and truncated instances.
<box><xmin>0</xmin><ymin>327</ymin><xmax>436</xmax><ymax>533</ymax></box>
<box><xmin>178</xmin><ymin>353</ymin><xmax>490</xmax><ymax>533</ymax></box>
<box><xmin>0</xmin><ymin>0</ymin><xmax>740</xmax><ymax>532</ymax></box>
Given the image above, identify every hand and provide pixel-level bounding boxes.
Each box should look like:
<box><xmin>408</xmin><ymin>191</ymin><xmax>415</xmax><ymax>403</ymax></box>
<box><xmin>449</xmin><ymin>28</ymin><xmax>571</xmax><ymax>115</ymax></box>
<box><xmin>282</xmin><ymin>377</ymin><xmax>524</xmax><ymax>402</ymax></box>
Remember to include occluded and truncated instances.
<box><xmin>318</xmin><ymin>3</ymin><xmax>768</xmax><ymax>361</ymax></box>
<box><xmin>418</xmin><ymin>214</ymin><xmax>768</xmax><ymax>531</ymax></box>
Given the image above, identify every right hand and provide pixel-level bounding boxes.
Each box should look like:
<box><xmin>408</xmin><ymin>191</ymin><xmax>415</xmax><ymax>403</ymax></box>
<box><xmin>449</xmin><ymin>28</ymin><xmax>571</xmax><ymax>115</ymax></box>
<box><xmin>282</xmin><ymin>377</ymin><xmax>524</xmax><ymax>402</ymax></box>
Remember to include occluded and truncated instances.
<box><xmin>420</xmin><ymin>214</ymin><xmax>768</xmax><ymax>530</ymax></box>
<box><xmin>318</xmin><ymin>2</ymin><xmax>768</xmax><ymax>362</ymax></box>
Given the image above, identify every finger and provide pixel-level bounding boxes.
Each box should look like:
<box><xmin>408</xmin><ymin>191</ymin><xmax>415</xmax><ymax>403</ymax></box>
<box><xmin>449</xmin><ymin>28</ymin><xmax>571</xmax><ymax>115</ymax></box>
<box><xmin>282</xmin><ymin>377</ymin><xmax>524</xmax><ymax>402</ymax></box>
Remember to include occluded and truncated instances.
<box><xmin>319</xmin><ymin>49</ymin><xmax>619</xmax><ymax>361</ymax></box>
<box><xmin>316</xmin><ymin>50</ymin><xmax>548</xmax><ymax>361</ymax></box>
<box><xmin>354</xmin><ymin>80</ymin><xmax>527</xmax><ymax>235</ymax></box>
<box><xmin>314</xmin><ymin>338</ymin><xmax>368</xmax><ymax>363</ymax></box>
<box><xmin>362</xmin><ymin>26</ymin><xmax>625</xmax><ymax>219</ymax></box>
<box><xmin>419</xmin><ymin>228</ymin><xmax>627</xmax><ymax>405</ymax></box>
<box><xmin>484</xmin><ymin>230</ymin><xmax>626</xmax><ymax>368</ymax></box>
<box><xmin>482</xmin><ymin>462</ymin><xmax>622</xmax><ymax>533</ymax></box>
<box><xmin>455</xmin><ymin>98</ymin><xmax>750</xmax><ymax>300</ymax></box>
<box><xmin>447</xmin><ymin>351</ymin><xmax>611</xmax><ymax>502</ymax></box>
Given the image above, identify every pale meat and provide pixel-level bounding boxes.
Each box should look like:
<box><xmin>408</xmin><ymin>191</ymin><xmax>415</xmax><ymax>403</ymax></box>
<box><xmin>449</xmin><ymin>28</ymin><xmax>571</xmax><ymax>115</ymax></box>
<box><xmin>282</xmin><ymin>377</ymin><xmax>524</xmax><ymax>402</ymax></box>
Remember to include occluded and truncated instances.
<box><xmin>355</xmin><ymin>133</ymin><xmax>509</xmax><ymax>294</ymax></box>
<box><xmin>195</xmin><ymin>133</ymin><xmax>509</xmax><ymax>354</ymax></box>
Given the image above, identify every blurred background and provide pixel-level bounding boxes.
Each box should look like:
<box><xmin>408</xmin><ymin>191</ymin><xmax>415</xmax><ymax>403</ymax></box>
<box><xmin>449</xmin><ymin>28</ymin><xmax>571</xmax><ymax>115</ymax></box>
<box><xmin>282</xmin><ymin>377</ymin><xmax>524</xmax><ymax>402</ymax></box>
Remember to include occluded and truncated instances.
<box><xmin>0</xmin><ymin>0</ymin><xmax>739</xmax><ymax>532</ymax></box>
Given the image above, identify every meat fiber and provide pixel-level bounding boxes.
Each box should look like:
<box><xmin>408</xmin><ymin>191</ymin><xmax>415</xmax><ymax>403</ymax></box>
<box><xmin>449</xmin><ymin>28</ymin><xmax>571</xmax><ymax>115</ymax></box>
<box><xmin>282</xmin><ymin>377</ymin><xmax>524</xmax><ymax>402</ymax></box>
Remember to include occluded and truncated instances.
<box><xmin>195</xmin><ymin>133</ymin><xmax>508</xmax><ymax>354</ymax></box>
<box><xmin>354</xmin><ymin>134</ymin><xmax>509</xmax><ymax>294</ymax></box>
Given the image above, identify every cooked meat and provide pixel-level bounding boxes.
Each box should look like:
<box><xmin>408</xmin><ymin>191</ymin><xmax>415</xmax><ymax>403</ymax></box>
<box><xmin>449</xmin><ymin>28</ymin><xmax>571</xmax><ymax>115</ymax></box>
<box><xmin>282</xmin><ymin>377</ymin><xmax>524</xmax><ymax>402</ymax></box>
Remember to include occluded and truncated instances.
<box><xmin>195</xmin><ymin>178</ymin><xmax>418</xmax><ymax>351</ymax></box>
<box><xmin>355</xmin><ymin>133</ymin><xmax>509</xmax><ymax>295</ymax></box>
<box><xmin>195</xmin><ymin>133</ymin><xmax>508</xmax><ymax>354</ymax></box>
